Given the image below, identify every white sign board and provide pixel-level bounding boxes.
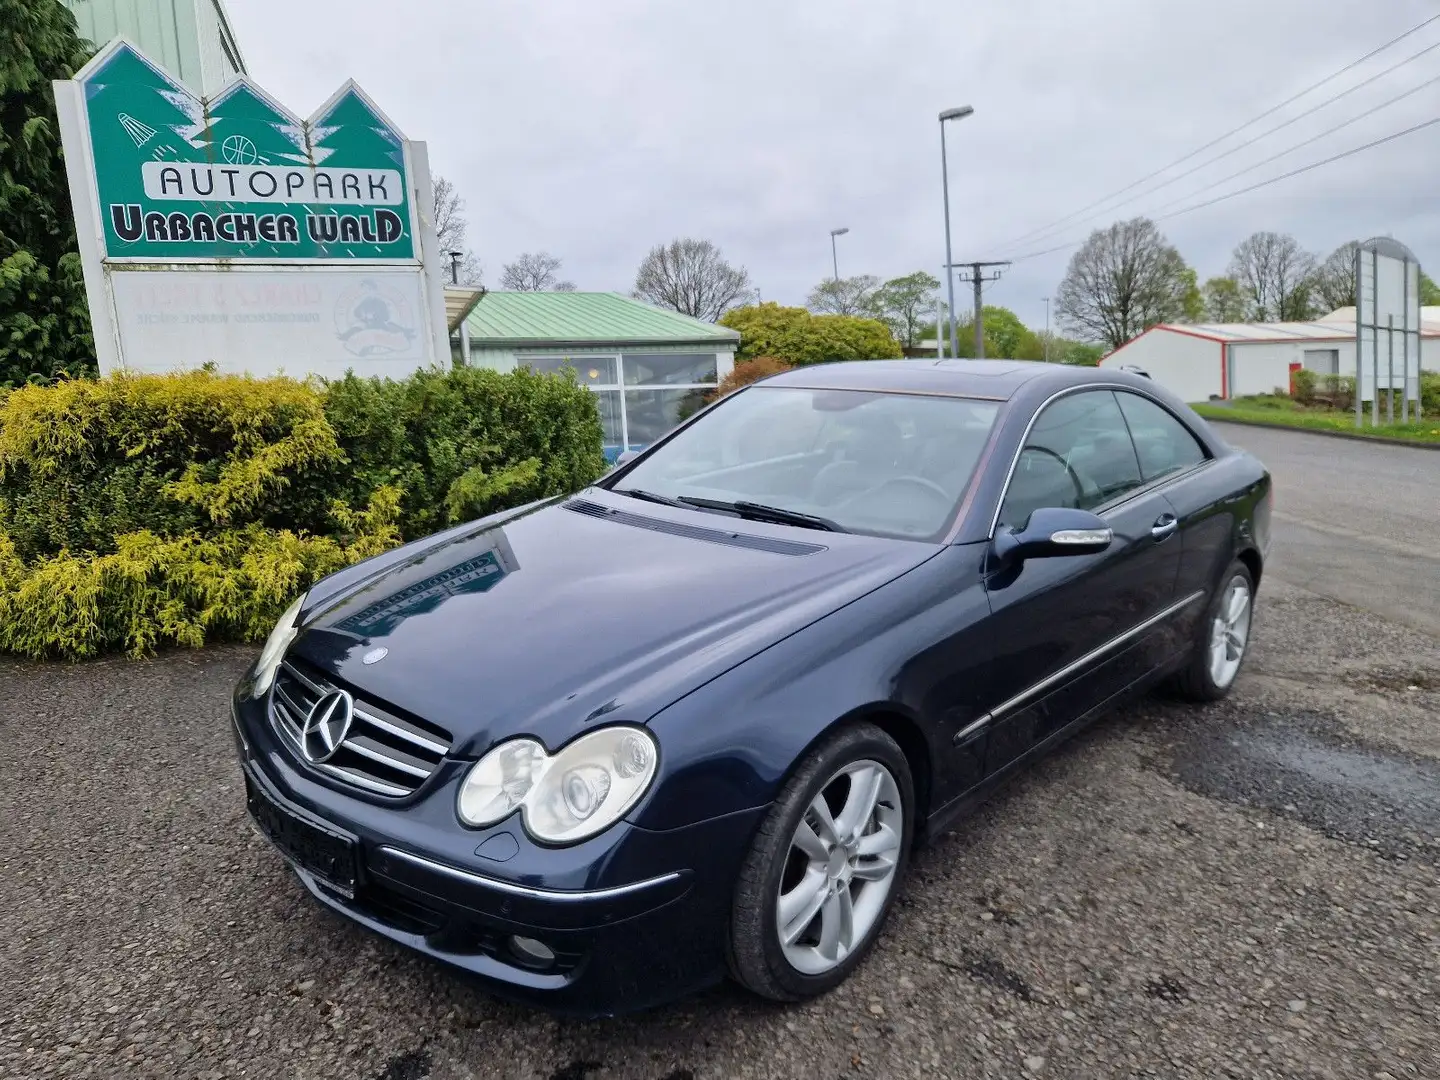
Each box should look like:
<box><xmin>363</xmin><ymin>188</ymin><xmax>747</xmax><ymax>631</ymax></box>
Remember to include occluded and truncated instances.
<box><xmin>53</xmin><ymin>39</ymin><xmax>449</xmax><ymax>379</ymax></box>
<box><xmin>109</xmin><ymin>269</ymin><xmax>429</xmax><ymax>378</ymax></box>
<box><xmin>1355</xmin><ymin>237</ymin><xmax>1423</xmax><ymax>422</ymax></box>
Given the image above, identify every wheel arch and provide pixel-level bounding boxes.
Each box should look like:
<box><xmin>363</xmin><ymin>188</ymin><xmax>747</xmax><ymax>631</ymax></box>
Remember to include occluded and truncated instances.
<box><xmin>778</xmin><ymin>703</ymin><xmax>936</xmax><ymax>843</ymax></box>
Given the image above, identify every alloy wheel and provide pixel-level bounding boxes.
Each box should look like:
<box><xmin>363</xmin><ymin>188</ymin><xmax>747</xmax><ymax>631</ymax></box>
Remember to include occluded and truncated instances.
<box><xmin>775</xmin><ymin>759</ymin><xmax>903</xmax><ymax>976</ymax></box>
<box><xmin>1208</xmin><ymin>574</ymin><xmax>1253</xmax><ymax>690</ymax></box>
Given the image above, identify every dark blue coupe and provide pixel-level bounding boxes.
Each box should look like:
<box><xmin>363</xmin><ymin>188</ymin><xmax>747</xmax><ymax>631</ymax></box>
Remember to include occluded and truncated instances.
<box><xmin>232</xmin><ymin>359</ymin><xmax>1272</xmax><ymax>1016</ymax></box>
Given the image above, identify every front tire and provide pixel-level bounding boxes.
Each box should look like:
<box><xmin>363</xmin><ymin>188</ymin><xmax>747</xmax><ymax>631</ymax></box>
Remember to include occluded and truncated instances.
<box><xmin>1168</xmin><ymin>559</ymin><xmax>1255</xmax><ymax>702</ymax></box>
<box><xmin>728</xmin><ymin>723</ymin><xmax>914</xmax><ymax>1002</ymax></box>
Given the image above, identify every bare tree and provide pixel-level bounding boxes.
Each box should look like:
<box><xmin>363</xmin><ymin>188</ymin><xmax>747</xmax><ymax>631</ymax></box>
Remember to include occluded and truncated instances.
<box><xmin>1227</xmin><ymin>231</ymin><xmax>1317</xmax><ymax>321</ymax></box>
<box><xmin>633</xmin><ymin>238</ymin><xmax>752</xmax><ymax>321</ymax></box>
<box><xmin>500</xmin><ymin>252</ymin><xmax>576</xmax><ymax>292</ymax></box>
<box><xmin>431</xmin><ymin>174</ymin><xmax>483</xmax><ymax>285</ymax></box>
<box><xmin>1310</xmin><ymin>240</ymin><xmax>1359</xmax><ymax>314</ymax></box>
<box><xmin>1055</xmin><ymin>218</ymin><xmax>1192</xmax><ymax>351</ymax></box>
<box><xmin>807</xmin><ymin>275</ymin><xmax>881</xmax><ymax>317</ymax></box>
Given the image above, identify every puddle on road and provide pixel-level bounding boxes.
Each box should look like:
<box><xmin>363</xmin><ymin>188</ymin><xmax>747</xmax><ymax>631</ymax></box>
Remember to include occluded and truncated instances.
<box><xmin>1169</xmin><ymin>708</ymin><xmax>1440</xmax><ymax>863</ymax></box>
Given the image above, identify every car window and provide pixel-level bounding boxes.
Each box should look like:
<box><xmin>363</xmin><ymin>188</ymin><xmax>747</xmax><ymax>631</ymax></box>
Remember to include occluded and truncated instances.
<box><xmin>998</xmin><ymin>391</ymin><xmax>1143</xmax><ymax>531</ymax></box>
<box><xmin>1115</xmin><ymin>391</ymin><xmax>1208</xmax><ymax>482</ymax></box>
<box><xmin>612</xmin><ymin>386</ymin><xmax>1001</xmax><ymax>541</ymax></box>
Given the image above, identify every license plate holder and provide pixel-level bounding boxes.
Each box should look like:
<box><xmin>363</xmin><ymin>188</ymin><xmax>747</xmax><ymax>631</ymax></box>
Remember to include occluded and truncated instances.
<box><xmin>245</xmin><ymin>773</ymin><xmax>359</xmax><ymax>898</ymax></box>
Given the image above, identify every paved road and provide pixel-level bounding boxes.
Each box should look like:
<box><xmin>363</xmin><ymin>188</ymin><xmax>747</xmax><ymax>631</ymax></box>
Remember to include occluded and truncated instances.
<box><xmin>1209</xmin><ymin>421</ymin><xmax>1440</xmax><ymax>636</ymax></box>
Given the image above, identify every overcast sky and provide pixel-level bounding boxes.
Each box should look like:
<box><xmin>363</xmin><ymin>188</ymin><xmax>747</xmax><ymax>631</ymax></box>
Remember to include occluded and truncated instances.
<box><xmin>228</xmin><ymin>0</ymin><xmax>1440</xmax><ymax>333</ymax></box>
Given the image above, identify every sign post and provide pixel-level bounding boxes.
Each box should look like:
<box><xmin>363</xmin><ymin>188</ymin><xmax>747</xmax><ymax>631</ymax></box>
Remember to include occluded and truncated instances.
<box><xmin>54</xmin><ymin>39</ymin><xmax>449</xmax><ymax>379</ymax></box>
<box><xmin>1353</xmin><ymin>237</ymin><xmax>1423</xmax><ymax>427</ymax></box>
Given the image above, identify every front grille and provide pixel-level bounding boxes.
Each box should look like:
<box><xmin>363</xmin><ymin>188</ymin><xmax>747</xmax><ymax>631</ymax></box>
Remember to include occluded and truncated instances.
<box><xmin>270</xmin><ymin>659</ymin><xmax>453</xmax><ymax>799</ymax></box>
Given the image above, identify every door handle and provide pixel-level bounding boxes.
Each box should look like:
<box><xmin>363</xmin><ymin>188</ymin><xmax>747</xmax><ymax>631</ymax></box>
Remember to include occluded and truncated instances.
<box><xmin>1151</xmin><ymin>514</ymin><xmax>1178</xmax><ymax>541</ymax></box>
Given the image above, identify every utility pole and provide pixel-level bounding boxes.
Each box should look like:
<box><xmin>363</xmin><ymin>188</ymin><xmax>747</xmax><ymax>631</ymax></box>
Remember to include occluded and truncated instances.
<box><xmin>945</xmin><ymin>260</ymin><xmax>1010</xmax><ymax>358</ymax></box>
<box><xmin>1042</xmin><ymin>296</ymin><xmax>1051</xmax><ymax>362</ymax></box>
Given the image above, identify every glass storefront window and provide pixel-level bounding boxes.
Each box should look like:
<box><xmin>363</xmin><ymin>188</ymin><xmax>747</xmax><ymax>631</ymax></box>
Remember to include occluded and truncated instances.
<box><xmin>595</xmin><ymin>389</ymin><xmax>623</xmax><ymax>451</ymax></box>
<box><xmin>621</xmin><ymin>353</ymin><xmax>717</xmax><ymax>386</ymax></box>
<box><xmin>623</xmin><ymin>387</ymin><xmax>710</xmax><ymax>450</ymax></box>
<box><xmin>517</xmin><ymin>352</ymin><xmax>725</xmax><ymax>458</ymax></box>
<box><xmin>524</xmin><ymin>355</ymin><xmax>618</xmax><ymax>387</ymax></box>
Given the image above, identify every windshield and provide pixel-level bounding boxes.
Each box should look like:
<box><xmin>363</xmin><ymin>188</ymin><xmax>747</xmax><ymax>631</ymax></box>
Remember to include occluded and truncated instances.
<box><xmin>608</xmin><ymin>385</ymin><xmax>1001</xmax><ymax>541</ymax></box>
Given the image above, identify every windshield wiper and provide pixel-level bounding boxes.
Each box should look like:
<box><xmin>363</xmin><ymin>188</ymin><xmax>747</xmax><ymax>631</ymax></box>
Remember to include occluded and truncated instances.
<box><xmin>613</xmin><ymin>487</ymin><xmax>688</xmax><ymax>508</ymax></box>
<box><xmin>676</xmin><ymin>496</ymin><xmax>845</xmax><ymax>533</ymax></box>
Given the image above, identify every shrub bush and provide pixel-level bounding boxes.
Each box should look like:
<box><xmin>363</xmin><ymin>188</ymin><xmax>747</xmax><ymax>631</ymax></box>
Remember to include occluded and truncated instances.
<box><xmin>708</xmin><ymin>356</ymin><xmax>795</xmax><ymax>401</ymax></box>
<box><xmin>322</xmin><ymin>364</ymin><xmax>605</xmax><ymax>541</ymax></box>
<box><xmin>0</xmin><ymin>370</ymin><xmax>341</xmax><ymax>561</ymax></box>
<box><xmin>1292</xmin><ymin>367</ymin><xmax>1317</xmax><ymax>404</ymax></box>
<box><xmin>718</xmin><ymin>303</ymin><xmax>903</xmax><ymax>365</ymax></box>
<box><xmin>1421</xmin><ymin>370</ymin><xmax>1440</xmax><ymax>416</ymax></box>
<box><xmin>0</xmin><ymin>366</ymin><xmax>606</xmax><ymax>658</ymax></box>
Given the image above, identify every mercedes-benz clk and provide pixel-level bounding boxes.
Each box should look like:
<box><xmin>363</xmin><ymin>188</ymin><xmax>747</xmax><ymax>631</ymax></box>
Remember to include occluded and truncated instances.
<box><xmin>233</xmin><ymin>359</ymin><xmax>1270</xmax><ymax>1016</ymax></box>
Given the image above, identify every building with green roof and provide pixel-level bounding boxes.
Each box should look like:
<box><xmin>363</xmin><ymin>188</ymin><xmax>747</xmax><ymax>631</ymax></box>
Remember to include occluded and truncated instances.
<box><xmin>460</xmin><ymin>291</ymin><xmax>741</xmax><ymax>460</ymax></box>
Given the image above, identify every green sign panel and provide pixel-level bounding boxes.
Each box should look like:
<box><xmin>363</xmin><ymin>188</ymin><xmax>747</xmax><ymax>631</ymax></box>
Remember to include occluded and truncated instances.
<box><xmin>81</xmin><ymin>43</ymin><xmax>416</xmax><ymax>261</ymax></box>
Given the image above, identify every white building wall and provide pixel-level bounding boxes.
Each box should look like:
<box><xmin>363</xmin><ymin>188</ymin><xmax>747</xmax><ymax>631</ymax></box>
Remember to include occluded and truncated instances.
<box><xmin>1229</xmin><ymin>341</ymin><xmax>1308</xmax><ymax>397</ymax></box>
<box><xmin>1099</xmin><ymin>328</ymin><xmax>1222</xmax><ymax>403</ymax></box>
<box><xmin>194</xmin><ymin>0</ymin><xmax>247</xmax><ymax>93</ymax></box>
<box><xmin>60</xmin><ymin>0</ymin><xmax>246</xmax><ymax>95</ymax></box>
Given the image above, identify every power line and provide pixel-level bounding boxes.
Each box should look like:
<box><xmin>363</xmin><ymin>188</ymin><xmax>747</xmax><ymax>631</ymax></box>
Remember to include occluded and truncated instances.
<box><xmin>1147</xmin><ymin>69</ymin><xmax>1440</xmax><ymax>217</ymax></box>
<box><xmin>1006</xmin><ymin>116</ymin><xmax>1440</xmax><ymax>265</ymax></box>
<box><xmin>1008</xmin><ymin>36</ymin><xmax>1440</xmax><ymax>250</ymax></box>
<box><xmin>991</xmin><ymin>11</ymin><xmax>1440</xmax><ymax>251</ymax></box>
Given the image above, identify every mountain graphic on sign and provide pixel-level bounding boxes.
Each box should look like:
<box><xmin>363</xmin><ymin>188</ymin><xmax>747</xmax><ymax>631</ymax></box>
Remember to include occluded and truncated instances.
<box><xmin>203</xmin><ymin>80</ymin><xmax>310</xmax><ymax>166</ymax></box>
<box><xmin>71</xmin><ymin>38</ymin><xmax>416</xmax><ymax>261</ymax></box>
<box><xmin>77</xmin><ymin>39</ymin><xmax>410</xmax><ymax>184</ymax></box>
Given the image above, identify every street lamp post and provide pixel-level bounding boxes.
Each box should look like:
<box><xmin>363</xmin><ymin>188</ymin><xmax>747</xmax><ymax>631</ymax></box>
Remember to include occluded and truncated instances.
<box><xmin>829</xmin><ymin>227</ymin><xmax>849</xmax><ymax>280</ymax></box>
<box><xmin>939</xmin><ymin>105</ymin><xmax>974</xmax><ymax>360</ymax></box>
<box><xmin>1042</xmin><ymin>296</ymin><xmax>1051</xmax><ymax>362</ymax></box>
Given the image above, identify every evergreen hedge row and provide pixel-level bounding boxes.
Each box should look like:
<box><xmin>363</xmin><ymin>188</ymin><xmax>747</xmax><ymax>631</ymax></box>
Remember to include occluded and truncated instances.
<box><xmin>0</xmin><ymin>366</ymin><xmax>606</xmax><ymax>659</ymax></box>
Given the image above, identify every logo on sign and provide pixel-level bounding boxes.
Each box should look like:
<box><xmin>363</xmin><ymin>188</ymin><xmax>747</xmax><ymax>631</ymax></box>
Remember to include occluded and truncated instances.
<box><xmin>334</xmin><ymin>279</ymin><xmax>417</xmax><ymax>357</ymax></box>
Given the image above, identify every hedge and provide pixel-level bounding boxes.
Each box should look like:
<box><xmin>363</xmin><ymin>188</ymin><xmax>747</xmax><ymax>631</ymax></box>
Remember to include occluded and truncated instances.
<box><xmin>0</xmin><ymin>366</ymin><xmax>606</xmax><ymax>659</ymax></box>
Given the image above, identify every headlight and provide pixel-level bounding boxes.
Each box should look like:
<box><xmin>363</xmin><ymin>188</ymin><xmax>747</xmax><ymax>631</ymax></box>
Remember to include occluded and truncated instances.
<box><xmin>456</xmin><ymin>726</ymin><xmax>659</xmax><ymax>844</ymax></box>
<box><xmin>252</xmin><ymin>593</ymin><xmax>306</xmax><ymax>697</ymax></box>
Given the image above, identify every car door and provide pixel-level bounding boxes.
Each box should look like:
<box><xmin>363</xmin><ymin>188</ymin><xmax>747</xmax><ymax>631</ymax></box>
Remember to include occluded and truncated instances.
<box><xmin>1113</xmin><ymin>389</ymin><xmax>1228</xmax><ymax>659</ymax></box>
<box><xmin>978</xmin><ymin>389</ymin><xmax>1183</xmax><ymax>774</ymax></box>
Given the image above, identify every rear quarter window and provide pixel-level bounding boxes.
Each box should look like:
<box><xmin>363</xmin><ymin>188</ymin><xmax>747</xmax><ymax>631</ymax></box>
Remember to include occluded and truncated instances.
<box><xmin>1115</xmin><ymin>392</ymin><xmax>1208</xmax><ymax>482</ymax></box>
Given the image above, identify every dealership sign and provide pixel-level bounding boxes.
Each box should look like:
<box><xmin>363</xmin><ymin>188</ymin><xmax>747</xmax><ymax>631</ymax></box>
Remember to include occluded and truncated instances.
<box><xmin>54</xmin><ymin>39</ymin><xmax>449</xmax><ymax>377</ymax></box>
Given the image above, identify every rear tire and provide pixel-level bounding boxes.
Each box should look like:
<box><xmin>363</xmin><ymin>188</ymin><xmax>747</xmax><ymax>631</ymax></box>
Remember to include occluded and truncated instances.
<box><xmin>1168</xmin><ymin>559</ymin><xmax>1255</xmax><ymax>702</ymax></box>
<box><xmin>728</xmin><ymin>723</ymin><xmax>914</xmax><ymax>1002</ymax></box>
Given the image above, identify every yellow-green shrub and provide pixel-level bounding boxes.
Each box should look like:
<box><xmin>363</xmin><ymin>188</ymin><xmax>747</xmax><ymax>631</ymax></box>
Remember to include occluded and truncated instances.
<box><xmin>0</xmin><ymin>485</ymin><xmax>403</xmax><ymax>660</ymax></box>
<box><xmin>0</xmin><ymin>370</ymin><xmax>341</xmax><ymax>560</ymax></box>
<box><xmin>0</xmin><ymin>366</ymin><xmax>606</xmax><ymax>659</ymax></box>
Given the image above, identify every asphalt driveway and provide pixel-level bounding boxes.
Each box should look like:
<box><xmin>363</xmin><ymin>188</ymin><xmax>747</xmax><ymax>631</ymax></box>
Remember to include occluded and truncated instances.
<box><xmin>1</xmin><ymin>424</ymin><xmax>1437</xmax><ymax>1080</ymax></box>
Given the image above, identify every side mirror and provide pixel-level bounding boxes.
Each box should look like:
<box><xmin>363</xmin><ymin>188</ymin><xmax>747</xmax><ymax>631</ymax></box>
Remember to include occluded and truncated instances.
<box><xmin>992</xmin><ymin>507</ymin><xmax>1113</xmax><ymax>562</ymax></box>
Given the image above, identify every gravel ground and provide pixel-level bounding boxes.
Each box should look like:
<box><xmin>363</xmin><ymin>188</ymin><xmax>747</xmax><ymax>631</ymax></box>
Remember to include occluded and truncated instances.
<box><xmin>2</xmin><ymin>575</ymin><xmax>1436</xmax><ymax>1080</ymax></box>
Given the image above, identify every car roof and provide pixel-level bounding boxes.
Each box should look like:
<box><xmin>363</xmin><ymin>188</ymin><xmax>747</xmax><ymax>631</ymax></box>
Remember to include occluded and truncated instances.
<box><xmin>758</xmin><ymin>358</ymin><xmax>1103</xmax><ymax>401</ymax></box>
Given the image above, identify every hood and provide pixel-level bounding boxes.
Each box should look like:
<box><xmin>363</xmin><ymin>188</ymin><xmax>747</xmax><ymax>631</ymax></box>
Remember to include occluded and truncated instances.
<box><xmin>289</xmin><ymin>490</ymin><xmax>938</xmax><ymax>756</ymax></box>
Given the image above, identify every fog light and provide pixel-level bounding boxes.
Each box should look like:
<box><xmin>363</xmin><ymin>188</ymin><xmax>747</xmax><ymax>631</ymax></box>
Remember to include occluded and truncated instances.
<box><xmin>508</xmin><ymin>935</ymin><xmax>556</xmax><ymax>970</ymax></box>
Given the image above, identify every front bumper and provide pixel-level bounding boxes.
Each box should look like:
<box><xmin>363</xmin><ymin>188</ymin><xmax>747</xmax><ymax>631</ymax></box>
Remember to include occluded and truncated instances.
<box><xmin>232</xmin><ymin>694</ymin><xmax>765</xmax><ymax>1016</ymax></box>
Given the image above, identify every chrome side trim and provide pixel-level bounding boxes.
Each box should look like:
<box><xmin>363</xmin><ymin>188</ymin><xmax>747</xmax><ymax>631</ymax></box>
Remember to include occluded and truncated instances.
<box><xmin>987</xmin><ymin>383</ymin><xmax>1214</xmax><ymax>540</ymax></box>
<box><xmin>377</xmin><ymin>846</ymin><xmax>683</xmax><ymax>902</ymax></box>
<box><xmin>952</xmin><ymin>715</ymin><xmax>990</xmax><ymax>743</ymax></box>
<box><xmin>953</xmin><ymin>589</ymin><xmax>1206</xmax><ymax>744</ymax></box>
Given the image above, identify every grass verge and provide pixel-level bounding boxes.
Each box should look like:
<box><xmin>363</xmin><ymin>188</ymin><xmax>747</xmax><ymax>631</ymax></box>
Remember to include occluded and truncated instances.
<box><xmin>1193</xmin><ymin>397</ymin><xmax>1440</xmax><ymax>445</ymax></box>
